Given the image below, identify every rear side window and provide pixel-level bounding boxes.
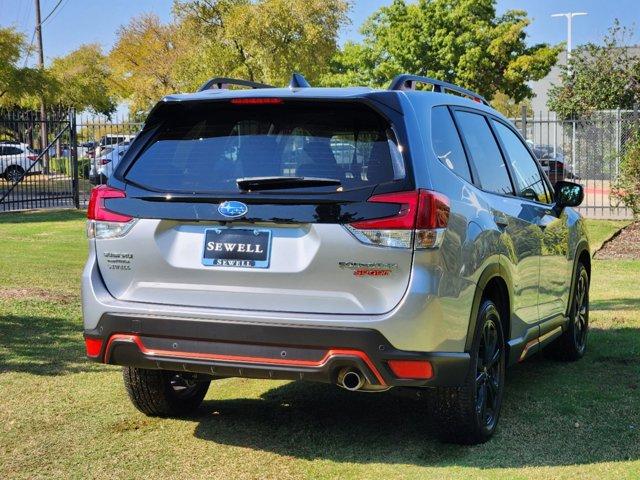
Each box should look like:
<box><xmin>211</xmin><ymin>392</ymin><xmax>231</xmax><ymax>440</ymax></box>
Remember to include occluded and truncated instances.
<box><xmin>125</xmin><ymin>102</ymin><xmax>406</xmax><ymax>193</ymax></box>
<box><xmin>454</xmin><ymin>111</ymin><xmax>513</xmax><ymax>195</ymax></box>
<box><xmin>491</xmin><ymin>120</ymin><xmax>552</xmax><ymax>203</ymax></box>
<box><xmin>431</xmin><ymin>107</ymin><xmax>471</xmax><ymax>182</ymax></box>
<box><xmin>2</xmin><ymin>146</ymin><xmax>23</xmax><ymax>155</ymax></box>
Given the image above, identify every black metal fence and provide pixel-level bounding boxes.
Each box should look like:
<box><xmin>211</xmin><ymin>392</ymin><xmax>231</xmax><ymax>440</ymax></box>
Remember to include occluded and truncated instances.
<box><xmin>75</xmin><ymin>113</ymin><xmax>143</xmax><ymax>205</ymax></box>
<box><xmin>0</xmin><ymin>110</ymin><xmax>78</xmax><ymax>212</ymax></box>
<box><xmin>1</xmin><ymin>107</ymin><xmax>638</xmax><ymax>219</ymax></box>
<box><xmin>0</xmin><ymin>109</ymin><xmax>143</xmax><ymax>212</ymax></box>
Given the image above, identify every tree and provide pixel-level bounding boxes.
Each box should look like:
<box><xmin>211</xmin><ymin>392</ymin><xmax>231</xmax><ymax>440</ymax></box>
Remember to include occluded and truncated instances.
<box><xmin>491</xmin><ymin>91</ymin><xmax>531</xmax><ymax>118</ymax></box>
<box><xmin>47</xmin><ymin>44</ymin><xmax>117</xmax><ymax>115</ymax></box>
<box><xmin>173</xmin><ymin>0</ymin><xmax>349</xmax><ymax>90</ymax></box>
<box><xmin>547</xmin><ymin>21</ymin><xmax>640</xmax><ymax>118</ymax></box>
<box><xmin>612</xmin><ymin>130</ymin><xmax>640</xmax><ymax>218</ymax></box>
<box><xmin>321</xmin><ymin>0</ymin><xmax>561</xmax><ymax>103</ymax></box>
<box><xmin>107</xmin><ymin>1</ymin><xmax>349</xmax><ymax>114</ymax></box>
<box><xmin>0</xmin><ymin>27</ymin><xmax>49</xmax><ymax>108</ymax></box>
<box><xmin>108</xmin><ymin>14</ymin><xmax>187</xmax><ymax>115</ymax></box>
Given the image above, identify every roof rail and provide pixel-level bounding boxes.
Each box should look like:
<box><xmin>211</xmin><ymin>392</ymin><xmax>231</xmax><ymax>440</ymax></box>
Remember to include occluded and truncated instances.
<box><xmin>388</xmin><ymin>74</ymin><xmax>489</xmax><ymax>106</ymax></box>
<box><xmin>197</xmin><ymin>77</ymin><xmax>274</xmax><ymax>92</ymax></box>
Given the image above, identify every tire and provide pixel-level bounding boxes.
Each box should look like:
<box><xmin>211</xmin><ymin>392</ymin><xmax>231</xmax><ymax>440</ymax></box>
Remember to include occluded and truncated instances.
<box><xmin>429</xmin><ymin>299</ymin><xmax>506</xmax><ymax>444</ymax></box>
<box><xmin>122</xmin><ymin>367</ymin><xmax>210</xmax><ymax>416</ymax></box>
<box><xmin>548</xmin><ymin>263</ymin><xmax>589</xmax><ymax>361</ymax></box>
<box><xmin>4</xmin><ymin>165</ymin><xmax>25</xmax><ymax>183</ymax></box>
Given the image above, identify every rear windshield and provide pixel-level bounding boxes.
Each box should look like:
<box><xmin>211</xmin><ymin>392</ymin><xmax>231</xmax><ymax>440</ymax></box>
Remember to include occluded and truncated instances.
<box><xmin>124</xmin><ymin>102</ymin><xmax>406</xmax><ymax>193</ymax></box>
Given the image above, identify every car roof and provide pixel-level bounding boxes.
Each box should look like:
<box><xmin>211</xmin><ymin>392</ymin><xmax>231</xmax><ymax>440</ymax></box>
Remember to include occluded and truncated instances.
<box><xmin>158</xmin><ymin>86</ymin><xmax>505</xmax><ymax>120</ymax></box>
<box><xmin>161</xmin><ymin>87</ymin><xmax>374</xmax><ymax>102</ymax></box>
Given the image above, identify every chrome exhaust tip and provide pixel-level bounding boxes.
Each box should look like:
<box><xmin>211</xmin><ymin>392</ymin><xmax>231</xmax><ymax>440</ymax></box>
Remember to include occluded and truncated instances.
<box><xmin>338</xmin><ymin>368</ymin><xmax>365</xmax><ymax>391</ymax></box>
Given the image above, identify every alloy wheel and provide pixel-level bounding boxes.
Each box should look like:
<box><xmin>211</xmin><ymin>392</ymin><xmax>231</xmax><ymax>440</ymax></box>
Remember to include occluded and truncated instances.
<box><xmin>6</xmin><ymin>168</ymin><xmax>23</xmax><ymax>183</ymax></box>
<box><xmin>168</xmin><ymin>373</ymin><xmax>200</xmax><ymax>399</ymax></box>
<box><xmin>475</xmin><ymin>313</ymin><xmax>503</xmax><ymax>430</ymax></box>
<box><xmin>573</xmin><ymin>272</ymin><xmax>589</xmax><ymax>353</ymax></box>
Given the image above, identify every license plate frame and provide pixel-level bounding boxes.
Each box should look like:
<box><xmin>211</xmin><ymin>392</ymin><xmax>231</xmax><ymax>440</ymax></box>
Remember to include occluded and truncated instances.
<box><xmin>202</xmin><ymin>228</ymin><xmax>272</xmax><ymax>269</ymax></box>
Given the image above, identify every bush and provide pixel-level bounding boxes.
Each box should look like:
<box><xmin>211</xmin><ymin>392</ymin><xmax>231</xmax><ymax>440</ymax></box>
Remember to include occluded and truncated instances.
<box><xmin>612</xmin><ymin>131</ymin><xmax>640</xmax><ymax>218</ymax></box>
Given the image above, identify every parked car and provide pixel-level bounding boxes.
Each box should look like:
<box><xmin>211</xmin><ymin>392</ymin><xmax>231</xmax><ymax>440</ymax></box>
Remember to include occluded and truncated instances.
<box><xmin>94</xmin><ymin>134</ymin><xmax>136</xmax><ymax>159</ymax></box>
<box><xmin>0</xmin><ymin>142</ymin><xmax>42</xmax><ymax>182</ymax></box>
<box><xmin>89</xmin><ymin>143</ymin><xmax>130</xmax><ymax>185</ymax></box>
<box><xmin>82</xmin><ymin>74</ymin><xmax>590</xmax><ymax>445</ymax></box>
<box><xmin>531</xmin><ymin>144</ymin><xmax>575</xmax><ymax>184</ymax></box>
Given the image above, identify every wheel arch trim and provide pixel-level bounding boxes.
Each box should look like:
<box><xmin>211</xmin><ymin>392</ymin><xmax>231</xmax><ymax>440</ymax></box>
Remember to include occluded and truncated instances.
<box><xmin>464</xmin><ymin>263</ymin><xmax>513</xmax><ymax>352</ymax></box>
<box><xmin>567</xmin><ymin>241</ymin><xmax>591</xmax><ymax>318</ymax></box>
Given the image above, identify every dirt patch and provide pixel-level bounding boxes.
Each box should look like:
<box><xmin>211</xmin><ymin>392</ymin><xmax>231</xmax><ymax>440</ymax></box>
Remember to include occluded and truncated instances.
<box><xmin>595</xmin><ymin>222</ymin><xmax>640</xmax><ymax>259</ymax></box>
<box><xmin>109</xmin><ymin>418</ymin><xmax>155</xmax><ymax>433</ymax></box>
<box><xmin>0</xmin><ymin>287</ymin><xmax>77</xmax><ymax>304</ymax></box>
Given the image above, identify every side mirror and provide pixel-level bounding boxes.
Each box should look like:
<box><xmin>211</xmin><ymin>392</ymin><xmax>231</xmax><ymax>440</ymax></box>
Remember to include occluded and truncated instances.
<box><xmin>555</xmin><ymin>180</ymin><xmax>584</xmax><ymax>209</ymax></box>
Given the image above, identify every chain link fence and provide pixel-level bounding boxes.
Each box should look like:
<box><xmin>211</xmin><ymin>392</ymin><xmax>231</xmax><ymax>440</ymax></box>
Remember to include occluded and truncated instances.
<box><xmin>513</xmin><ymin>107</ymin><xmax>639</xmax><ymax>219</ymax></box>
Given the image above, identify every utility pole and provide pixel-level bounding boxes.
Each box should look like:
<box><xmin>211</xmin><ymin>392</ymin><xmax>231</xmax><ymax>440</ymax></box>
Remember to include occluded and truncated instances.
<box><xmin>34</xmin><ymin>0</ymin><xmax>49</xmax><ymax>171</ymax></box>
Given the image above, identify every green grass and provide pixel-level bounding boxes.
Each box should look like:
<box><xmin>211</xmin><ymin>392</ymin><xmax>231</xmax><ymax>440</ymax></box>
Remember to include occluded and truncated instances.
<box><xmin>584</xmin><ymin>219</ymin><xmax>631</xmax><ymax>254</ymax></box>
<box><xmin>0</xmin><ymin>210</ymin><xmax>639</xmax><ymax>479</ymax></box>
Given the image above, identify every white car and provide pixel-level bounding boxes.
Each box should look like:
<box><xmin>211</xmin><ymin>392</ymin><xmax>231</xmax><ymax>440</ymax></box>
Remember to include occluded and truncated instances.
<box><xmin>94</xmin><ymin>134</ymin><xmax>136</xmax><ymax>159</ymax></box>
<box><xmin>0</xmin><ymin>142</ymin><xmax>42</xmax><ymax>183</ymax></box>
<box><xmin>90</xmin><ymin>143</ymin><xmax>129</xmax><ymax>184</ymax></box>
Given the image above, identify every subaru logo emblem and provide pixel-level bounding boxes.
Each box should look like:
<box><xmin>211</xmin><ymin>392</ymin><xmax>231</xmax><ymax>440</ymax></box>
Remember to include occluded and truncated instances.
<box><xmin>218</xmin><ymin>201</ymin><xmax>248</xmax><ymax>218</ymax></box>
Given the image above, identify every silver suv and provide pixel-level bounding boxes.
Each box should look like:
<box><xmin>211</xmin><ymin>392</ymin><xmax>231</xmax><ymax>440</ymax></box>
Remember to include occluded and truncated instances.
<box><xmin>82</xmin><ymin>74</ymin><xmax>590</xmax><ymax>444</ymax></box>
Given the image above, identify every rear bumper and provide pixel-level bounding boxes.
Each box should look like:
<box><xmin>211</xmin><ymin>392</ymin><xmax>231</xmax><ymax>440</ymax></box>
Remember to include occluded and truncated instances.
<box><xmin>84</xmin><ymin>313</ymin><xmax>471</xmax><ymax>388</ymax></box>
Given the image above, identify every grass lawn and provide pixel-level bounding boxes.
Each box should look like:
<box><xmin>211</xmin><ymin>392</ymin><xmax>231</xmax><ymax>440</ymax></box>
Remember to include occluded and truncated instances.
<box><xmin>0</xmin><ymin>210</ymin><xmax>638</xmax><ymax>479</ymax></box>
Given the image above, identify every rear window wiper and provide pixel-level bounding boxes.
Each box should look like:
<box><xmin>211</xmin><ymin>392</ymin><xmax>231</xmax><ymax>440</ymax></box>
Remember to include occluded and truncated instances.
<box><xmin>236</xmin><ymin>176</ymin><xmax>342</xmax><ymax>191</ymax></box>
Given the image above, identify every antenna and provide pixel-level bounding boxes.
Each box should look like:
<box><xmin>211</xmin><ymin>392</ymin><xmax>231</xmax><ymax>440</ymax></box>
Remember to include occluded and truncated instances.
<box><xmin>289</xmin><ymin>73</ymin><xmax>311</xmax><ymax>89</ymax></box>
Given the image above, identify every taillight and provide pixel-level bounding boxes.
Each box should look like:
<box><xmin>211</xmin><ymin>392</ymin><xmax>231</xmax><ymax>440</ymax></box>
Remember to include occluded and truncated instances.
<box><xmin>346</xmin><ymin>189</ymin><xmax>449</xmax><ymax>249</ymax></box>
<box><xmin>100</xmin><ymin>159</ymin><xmax>111</xmax><ymax>165</ymax></box>
<box><xmin>86</xmin><ymin>185</ymin><xmax>136</xmax><ymax>239</ymax></box>
<box><xmin>27</xmin><ymin>155</ymin><xmax>38</xmax><ymax>161</ymax></box>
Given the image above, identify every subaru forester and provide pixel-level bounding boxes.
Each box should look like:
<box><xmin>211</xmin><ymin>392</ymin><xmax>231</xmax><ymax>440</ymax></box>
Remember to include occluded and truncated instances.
<box><xmin>82</xmin><ymin>74</ymin><xmax>590</xmax><ymax>444</ymax></box>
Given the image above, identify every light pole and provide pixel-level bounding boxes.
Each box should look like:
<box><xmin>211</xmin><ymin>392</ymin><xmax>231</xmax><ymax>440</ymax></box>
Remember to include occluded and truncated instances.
<box><xmin>551</xmin><ymin>12</ymin><xmax>588</xmax><ymax>70</ymax></box>
<box><xmin>551</xmin><ymin>12</ymin><xmax>587</xmax><ymax>179</ymax></box>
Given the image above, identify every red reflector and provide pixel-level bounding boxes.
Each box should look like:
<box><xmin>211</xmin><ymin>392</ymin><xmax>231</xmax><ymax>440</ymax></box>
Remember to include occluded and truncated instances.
<box><xmin>87</xmin><ymin>185</ymin><xmax>132</xmax><ymax>222</ymax></box>
<box><xmin>388</xmin><ymin>359</ymin><xmax>433</xmax><ymax>379</ymax></box>
<box><xmin>230</xmin><ymin>98</ymin><xmax>283</xmax><ymax>105</ymax></box>
<box><xmin>84</xmin><ymin>337</ymin><xmax>103</xmax><ymax>358</ymax></box>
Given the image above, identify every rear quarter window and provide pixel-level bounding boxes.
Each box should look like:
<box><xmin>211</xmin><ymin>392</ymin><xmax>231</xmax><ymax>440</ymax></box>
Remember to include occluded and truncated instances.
<box><xmin>431</xmin><ymin>106</ymin><xmax>472</xmax><ymax>182</ymax></box>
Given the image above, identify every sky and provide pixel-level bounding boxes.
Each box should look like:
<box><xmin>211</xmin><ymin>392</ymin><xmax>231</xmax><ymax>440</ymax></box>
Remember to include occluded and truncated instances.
<box><xmin>1</xmin><ymin>0</ymin><xmax>639</xmax><ymax>66</ymax></box>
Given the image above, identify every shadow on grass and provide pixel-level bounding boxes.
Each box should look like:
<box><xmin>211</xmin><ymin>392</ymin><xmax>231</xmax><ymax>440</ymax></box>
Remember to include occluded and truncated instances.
<box><xmin>192</xmin><ymin>327</ymin><xmax>640</xmax><ymax>469</ymax></box>
<box><xmin>591</xmin><ymin>297</ymin><xmax>640</xmax><ymax>311</ymax></box>
<box><xmin>0</xmin><ymin>209</ymin><xmax>85</xmax><ymax>224</ymax></box>
<box><xmin>0</xmin><ymin>313</ymin><xmax>99</xmax><ymax>375</ymax></box>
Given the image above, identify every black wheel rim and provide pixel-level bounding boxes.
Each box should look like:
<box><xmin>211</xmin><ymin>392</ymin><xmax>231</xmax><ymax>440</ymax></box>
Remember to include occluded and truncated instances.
<box><xmin>169</xmin><ymin>373</ymin><xmax>200</xmax><ymax>399</ymax></box>
<box><xmin>7</xmin><ymin>169</ymin><xmax>22</xmax><ymax>183</ymax></box>
<box><xmin>476</xmin><ymin>314</ymin><xmax>502</xmax><ymax>430</ymax></box>
<box><xmin>573</xmin><ymin>273</ymin><xmax>588</xmax><ymax>352</ymax></box>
